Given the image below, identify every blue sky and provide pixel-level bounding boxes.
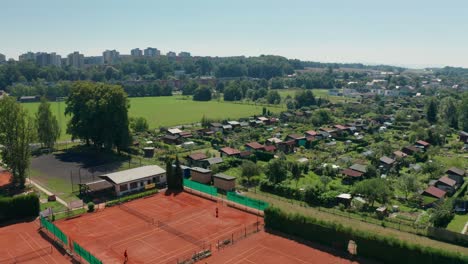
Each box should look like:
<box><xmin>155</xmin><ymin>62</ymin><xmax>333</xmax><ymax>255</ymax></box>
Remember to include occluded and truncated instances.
<box><xmin>2</xmin><ymin>0</ymin><xmax>468</xmax><ymax>68</ymax></box>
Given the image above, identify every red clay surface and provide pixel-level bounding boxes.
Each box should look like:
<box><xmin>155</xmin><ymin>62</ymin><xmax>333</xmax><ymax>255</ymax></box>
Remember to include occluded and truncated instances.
<box><xmin>209</xmin><ymin>231</ymin><xmax>358</xmax><ymax>264</ymax></box>
<box><xmin>0</xmin><ymin>221</ymin><xmax>71</xmax><ymax>264</ymax></box>
<box><xmin>56</xmin><ymin>192</ymin><xmax>261</xmax><ymax>264</ymax></box>
<box><xmin>0</xmin><ymin>171</ymin><xmax>12</xmax><ymax>188</ymax></box>
<box><xmin>52</xmin><ymin>191</ymin><xmax>359</xmax><ymax>264</ymax></box>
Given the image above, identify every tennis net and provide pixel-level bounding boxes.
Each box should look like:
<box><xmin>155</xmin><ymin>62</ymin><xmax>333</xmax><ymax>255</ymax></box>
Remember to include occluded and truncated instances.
<box><xmin>158</xmin><ymin>220</ymin><xmax>206</xmax><ymax>248</ymax></box>
<box><xmin>118</xmin><ymin>204</ymin><xmax>156</xmax><ymax>226</ymax></box>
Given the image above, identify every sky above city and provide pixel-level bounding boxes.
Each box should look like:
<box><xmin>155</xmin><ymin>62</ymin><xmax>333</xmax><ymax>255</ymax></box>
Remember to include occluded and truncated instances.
<box><xmin>2</xmin><ymin>0</ymin><xmax>468</xmax><ymax>68</ymax></box>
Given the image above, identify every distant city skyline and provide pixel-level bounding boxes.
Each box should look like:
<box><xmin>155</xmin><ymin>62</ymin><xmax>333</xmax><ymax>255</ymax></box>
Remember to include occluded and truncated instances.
<box><xmin>2</xmin><ymin>0</ymin><xmax>468</xmax><ymax>68</ymax></box>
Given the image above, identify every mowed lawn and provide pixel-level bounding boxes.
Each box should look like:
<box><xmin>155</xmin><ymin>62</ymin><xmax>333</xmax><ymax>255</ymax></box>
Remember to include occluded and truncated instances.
<box><xmin>22</xmin><ymin>96</ymin><xmax>285</xmax><ymax>140</ymax></box>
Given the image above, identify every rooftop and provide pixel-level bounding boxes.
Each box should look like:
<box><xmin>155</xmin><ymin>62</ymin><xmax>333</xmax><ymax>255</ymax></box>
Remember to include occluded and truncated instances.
<box><xmin>245</xmin><ymin>142</ymin><xmax>264</xmax><ymax>150</ymax></box>
<box><xmin>447</xmin><ymin>167</ymin><xmax>465</xmax><ymax>176</ymax></box>
<box><xmin>437</xmin><ymin>176</ymin><xmax>456</xmax><ymax>187</ymax></box>
<box><xmin>380</xmin><ymin>156</ymin><xmax>395</xmax><ymax>165</ymax></box>
<box><xmin>213</xmin><ymin>173</ymin><xmax>236</xmax><ymax>181</ymax></box>
<box><xmin>99</xmin><ymin>165</ymin><xmax>165</xmax><ymax>185</ymax></box>
<box><xmin>342</xmin><ymin>168</ymin><xmax>363</xmax><ymax>177</ymax></box>
<box><xmin>220</xmin><ymin>147</ymin><xmax>241</xmax><ymax>156</ymax></box>
<box><xmin>187</xmin><ymin>153</ymin><xmax>208</xmax><ymax>161</ymax></box>
<box><xmin>423</xmin><ymin>186</ymin><xmax>446</xmax><ymax>199</ymax></box>
<box><xmin>190</xmin><ymin>167</ymin><xmax>211</xmax><ymax>174</ymax></box>
<box><xmin>349</xmin><ymin>164</ymin><xmax>367</xmax><ymax>174</ymax></box>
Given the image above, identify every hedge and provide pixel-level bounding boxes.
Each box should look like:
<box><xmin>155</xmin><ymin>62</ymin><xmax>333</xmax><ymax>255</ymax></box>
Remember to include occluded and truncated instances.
<box><xmin>264</xmin><ymin>207</ymin><xmax>468</xmax><ymax>264</ymax></box>
<box><xmin>0</xmin><ymin>193</ymin><xmax>40</xmax><ymax>222</ymax></box>
<box><xmin>259</xmin><ymin>181</ymin><xmax>304</xmax><ymax>201</ymax></box>
<box><xmin>106</xmin><ymin>189</ymin><xmax>159</xmax><ymax>207</ymax></box>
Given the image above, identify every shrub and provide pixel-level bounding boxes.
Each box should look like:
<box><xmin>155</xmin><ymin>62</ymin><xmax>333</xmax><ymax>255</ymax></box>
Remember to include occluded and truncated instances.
<box><xmin>87</xmin><ymin>202</ymin><xmax>95</xmax><ymax>212</ymax></box>
<box><xmin>264</xmin><ymin>207</ymin><xmax>468</xmax><ymax>264</ymax></box>
<box><xmin>0</xmin><ymin>193</ymin><xmax>40</xmax><ymax>222</ymax></box>
<box><xmin>106</xmin><ymin>189</ymin><xmax>159</xmax><ymax>207</ymax></box>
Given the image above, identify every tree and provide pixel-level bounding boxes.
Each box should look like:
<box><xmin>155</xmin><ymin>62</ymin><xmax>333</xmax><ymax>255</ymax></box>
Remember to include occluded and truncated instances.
<box><xmin>426</xmin><ymin>98</ymin><xmax>438</xmax><ymax>124</ymax></box>
<box><xmin>35</xmin><ymin>97</ymin><xmax>60</xmax><ymax>149</ymax></box>
<box><xmin>0</xmin><ymin>97</ymin><xmax>36</xmax><ymax>188</ymax></box>
<box><xmin>265</xmin><ymin>159</ymin><xmax>289</xmax><ymax>184</ymax></box>
<box><xmin>290</xmin><ymin>162</ymin><xmax>302</xmax><ymax>187</ymax></box>
<box><xmin>182</xmin><ymin>81</ymin><xmax>199</xmax><ymax>95</ymax></box>
<box><xmin>241</xmin><ymin>160</ymin><xmax>260</xmax><ymax>184</ymax></box>
<box><xmin>174</xmin><ymin>156</ymin><xmax>183</xmax><ymax>190</ymax></box>
<box><xmin>266</xmin><ymin>90</ymin><xmax>281</xmax><ymax>104</ymax></box>
<box><xmin>397</xmin><ymin>174</ymin><xmax>420</xmax><ymax>200</ymax></box>
<box><xmin>295</xmin><ymin>90</ymin><xmax>316</xmax><ymax>108</ymax></box>
<box><xmin>353</xmin><ymin>178</ymin><xmax>391</xmax><ymax>206</ymax></box>
<box><xmin>429</xmin><ymin>199</ymin><xmax>454</xmax><ymax>228</ymax></box>
<box><xmin>459</xmin><ymin>92</ymin><xmax>468</xmax><ymax>131</ymax></box>
<box><xmin>65</xmin><ymin>82</ymin><xmax>131</xmax><ymax>152</ymax></box>
<box><xmin>223</xmin><ymin>83</ymin><xmax>243</xmax><ymax>101</ymax></box>
<box><xmin>129</xmin><ymin>117</ymin><xmax>149</xmax><ymax>133</ymax></box>
<box><xmin>438</xmin><ymin>97</ymin><xmax>458</xmax><ymax>128</ymax></box>
<box><xmin>165</xmin><ymin>158</ymin><xmax>174</xmax><ymax>189</ymax></box>
<box><xmin>192</xmin><ymin>86</ymin><xmax>212</xmax><ymax>101</ymax></box>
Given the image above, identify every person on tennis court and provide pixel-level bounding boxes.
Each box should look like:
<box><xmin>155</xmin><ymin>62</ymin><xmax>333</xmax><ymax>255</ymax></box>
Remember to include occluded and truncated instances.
<box><xmin>124</xmin><ymin>249</ymin><xmax>128</xmax><ymax>263</ymax></box>
<box><xmin>216</xmin><ymin>207</ymin><xmax>218</xmax><ymax>218</ymax></box>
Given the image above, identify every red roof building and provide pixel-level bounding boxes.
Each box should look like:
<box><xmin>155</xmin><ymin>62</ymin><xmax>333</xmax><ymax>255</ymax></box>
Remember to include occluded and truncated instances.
<box><xmin>245</xmin><ymin>142</ymin><xmax>265</xmax><ymax>150</ymax></box>
<box><xmin>263</xmin><ymin>145</ymin><xmax>277</xmax><ymax>153</ymax></box>
<box><xmin>422</xmin><ymin>186</ymin><xmax>446</xmax><ymax>199</ymax></box>
<box><xmin>219</xmin><ymin>147</ymin><xmax>241</xmax><ymax>157</ymax></box>
<box><xmin>341</xmin><ymin>168</ymin><xmax>363</xmax><ymax>178</ymax></box>
<box><xmin>437</xmin><ymin>176</ymin><xmax>457</xmax><ymax>187</ymax></box>
<box><xmin>415</xmin><ymin>140</ymin><xmax>430</xmax><ymax>148</ymax></box>
<box><xmin>187</xmin><ymin>153</ymin><xmax>208</xmax><ymax>161</ymax></box>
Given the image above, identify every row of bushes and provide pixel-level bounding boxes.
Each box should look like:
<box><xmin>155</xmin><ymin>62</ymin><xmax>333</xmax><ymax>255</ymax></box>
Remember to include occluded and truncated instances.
<box><xmin>106</xmin><ymin>189</ymin><xmax>159</xmax><ymax>207</ymax></box>
<box><xmin>0</xmin><ymin>193</ymin><xmax>40</xmax><ymax>222</ymax></box>
<box><xmin>259</xmin><ymin>181</ymin><xmax>304</xmax><ymax>200</ymax></box>
<box><xmin>264</xmin><ymin>207</ymin><xmax>468</xmax><ymax>264</ymax></box>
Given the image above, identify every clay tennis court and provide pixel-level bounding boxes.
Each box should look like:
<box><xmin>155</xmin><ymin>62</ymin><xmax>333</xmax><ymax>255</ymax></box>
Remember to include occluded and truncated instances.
<box><xmin>52</xmin><ymin>191</ymin><xmax>360</xmax><ymax>264</ymax></box>
<box><xmin>208</xmin><ymin>231</ymin><xmax>358</xmax><ymax>264</ymax></box>
<box><xmin>0</xmin><ymin>221</ymin><xmax>71</xmax><ymax>264</ymax></box>
<box><xmin>55</xmin><ymin>191</ymin><xmax>261</xmax><ymax>263</ymax></box>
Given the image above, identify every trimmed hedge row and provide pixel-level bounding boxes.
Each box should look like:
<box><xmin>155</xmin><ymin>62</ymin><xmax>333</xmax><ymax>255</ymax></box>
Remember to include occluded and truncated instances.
<box><xmin>0</xmin><ymin>193</ymin><xmax>40</xmax><ymax>222</ymax></box>
<box><xmin>106</xmin><ymin>189</ymin><xmax>159</xmax><ymax>207</ymax></box>
<box><xmin>264</xmin><ymin>207</ymin><xmax>468</xmax><ymax>264</ymax></box>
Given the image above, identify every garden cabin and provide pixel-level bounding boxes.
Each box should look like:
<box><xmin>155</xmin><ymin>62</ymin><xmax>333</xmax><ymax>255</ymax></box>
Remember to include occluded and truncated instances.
<box><xmin>435</xmin><ymin>176</ymin><xmax>458</xmax><ymax>195</ymax></box>
<box><xmin>213</xmin><ymin>173</ymin><xmax>236</xmax><ymax>191</ymax></box>
<box><xmin>219</xmin><ymin>147</ymin><xmax>241</xmax><ymax>158</ymax></box>
<box><xmin>186</xmin><ymin>153</ymin><xmax>208</xmax><ymax>167</ymax></box>
<box><xmin>446</xmin><ymin>167</ymin><xmax>465</xmax><ymax>184</ymax></box>
<box><xmin>190</xmin><ymin>167</ymin><xmax>212</xmax><ymax>184</ymax></box>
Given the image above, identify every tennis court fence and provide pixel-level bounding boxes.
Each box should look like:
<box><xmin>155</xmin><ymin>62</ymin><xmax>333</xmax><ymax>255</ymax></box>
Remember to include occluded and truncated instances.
<box><xmin>118</xmin><ymin>203</ymin><xmax>156</xmax><ymax>226</ymax></box>
<box><xmin>216</xmin><ymin>221</ymin><xmax>262</xmax><ymax>250</ymax></box>
<box><xmin>227</xmin><ymin>192</ymin><xmax>269</xmax><ymax>211</ymax></box>
<box><xmin>0</xmin><ymin>246</ymin><xmax>52</xmax><ymax>264</ymax></box>
<box><xmin>40</xmin><ymin>216</ymin><xmax>68</xmax><ymax>246</ymax></box>
<box><xmin>183</xmin><ymin>179</ymin><xmax>218</xmax><ymax>197</ymax></box>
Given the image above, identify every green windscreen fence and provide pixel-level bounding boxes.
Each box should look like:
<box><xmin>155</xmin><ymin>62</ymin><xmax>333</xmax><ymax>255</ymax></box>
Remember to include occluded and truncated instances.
<box><xmin>40</xmin><ymin>217</ymin><xmax>68</xmax><ymax>245</ymax></box>
<box><xmin>227</xmin><ymin>192</ymin><xmax>269</xmax><ymax>211</ymax></box>
<box><xmin>183</xmin><ymin>179</ymin><xmax>218</xmax><ymax>196</ymax></box>
<box><xmin>73</xmin><ymin>241</ymin><xmax>103</xmax><ymax>264</ymax></box>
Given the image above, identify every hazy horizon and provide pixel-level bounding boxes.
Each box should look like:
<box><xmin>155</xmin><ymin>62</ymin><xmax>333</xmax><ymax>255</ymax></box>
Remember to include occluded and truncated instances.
<box><xmin>2</xmin><ymin>0</ymin><xmax>467</xmax><ymax>69</ymax></box>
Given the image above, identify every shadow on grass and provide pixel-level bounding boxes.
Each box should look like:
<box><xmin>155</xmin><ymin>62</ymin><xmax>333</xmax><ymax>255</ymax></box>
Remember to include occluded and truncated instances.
<box><xmin>264</xmin><ymin>228</ymin><xmax>380</xmax><ymax>264</ymax></box>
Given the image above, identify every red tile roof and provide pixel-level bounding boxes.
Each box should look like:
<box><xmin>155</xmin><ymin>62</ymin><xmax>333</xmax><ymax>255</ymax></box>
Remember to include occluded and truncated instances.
<box><xmin>416</xmin><ymin>140</ymin><xmax>430</xmax><ymax>147</ymax></box>
<box><xmin>305</xmin><ymin>130</ymin><xmax>318</xmax><ymax>136</ymax></box>
<box><xmin>263</xmin><ymin>145</ymin><xmax>277</xmax><ymax>152</ymax></box>
<box><xmin>188</xmin><ymin>153</ymin><xmax>208</xmax><ymax>161</ymax></box>
<box><xmin>334</xmin><ymin>125</ymin><xmax>348</xmax><ymax>130</ymax></box>
<box><xmin>423</xmin><ymin>186</ymin><xmax>446</xmax><ymax>199</ymax></box>
<box><xmin>220</xmin><ymin>147</ymin><xmax>241</xmax><ymax>156</ymax></box>
<box><xmin>245</xmin><ymin>142</ymin><xmax>265</xmax><ymax>150</ymax></box>
<box><xmin>437</xmin><ymin>176</ymin><xmax>456</xmax><ymax>187</ymax></box>
<box><xmin>341</xmin><ymin>168</ymin><xmax>363</xmax><ymax>178</ymax></box>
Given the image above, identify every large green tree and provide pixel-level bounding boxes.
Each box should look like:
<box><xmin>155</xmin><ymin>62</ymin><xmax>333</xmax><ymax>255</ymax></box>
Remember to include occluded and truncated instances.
<box><xmin>426</xmin><ymin>97</ymin><xmax>438</xmax><ymax>124</ymax></box>
<box><xmin>459</xmin><ymin>92</ymin><xmax>468</xmax><ymax>131</ymax></box>
<box><xmin>265</xmin><ymin>158</ymin><xmax>289</xmax><ymax>184</ymax></box>
<box><xmin>65</xmin><ymin>82</ymin><xmax>131</xmax><ymax>152</ymax></box>
<box><xmin>0</xmin><ymin>97</ymin><xmax>36</xmax><ymax>188</ymax></box>
<box><xmin>35</xmin><ymin>97</ymin><xmax>60</xmax><ymax>149</ymax></box>
<box><xmin>353</xmin><ymin>178</ymin><xmax>391</xmax><ymax>206</ymax></box>
<box><xmin>438</xmin><ymin>97</ymin><xmax>458</xmax><ymax>129</ymax></box>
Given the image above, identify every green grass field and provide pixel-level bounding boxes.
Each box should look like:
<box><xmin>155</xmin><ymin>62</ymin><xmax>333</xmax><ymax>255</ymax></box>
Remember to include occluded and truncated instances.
<box><xmin>447</xmin><ymin>214</ymin><xmax>468</xmax><ymax>233</ymax></box>
<box><xmin>22</xmin><ymin>96</ymin><xmax>285</xmax><ymax>140</ymax></box>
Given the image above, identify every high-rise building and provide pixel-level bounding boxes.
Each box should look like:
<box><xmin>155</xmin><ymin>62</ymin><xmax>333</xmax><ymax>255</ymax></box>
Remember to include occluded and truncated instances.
<box><xmin>131</xmin><ymin>48</ymin><xmax>143</xmax><ymax>57</ymax></box>
<box><xmin>35</xmin><ymin>52</ymin><xmax>62</xmax><ymax>67</ymax></box>
<box><xmin>84</xmin><ymin>56</ymin><xmax>104</xmax><ymax>65</ymax></box>
<box><xmin>144</xmin><ymin>47</ymin><xmax>160</xmax><ymax>57</ymax></box>
<box><xmin>19</xmin><ymin>52</ymin><xmax>36</xmax><ymax>61</ymax></box>
<box><xmin>103</xmin><ymin>50</ymin><xmax>120</xmax><ymax>64</ymax></box>
<box><xmin>67</xmin><ymin>51</ymin><xmax>84</xmax><ymax>68</ymax></box>
<box><xmin>0</xmin><ymin>53</ymin><xmax>6</xmax><ymax>64</ymax></box>
<box><xmin>166</xmin><ymin>51</ymin><xmax>176</xmax><ymax>57</ymax></box>
<box><xmin>178</xmin><ymin>51</ymin><xmax>191</xmax><ymax>57</ymax></box>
